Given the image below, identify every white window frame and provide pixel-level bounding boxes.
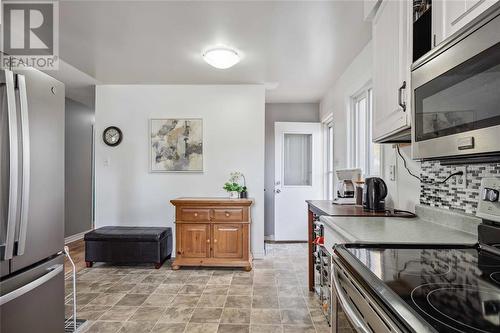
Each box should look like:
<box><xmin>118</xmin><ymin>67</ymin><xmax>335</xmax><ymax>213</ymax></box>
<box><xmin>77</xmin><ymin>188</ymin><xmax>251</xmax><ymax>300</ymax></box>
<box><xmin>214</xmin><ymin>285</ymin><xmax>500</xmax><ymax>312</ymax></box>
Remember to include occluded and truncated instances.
<box><xmin>325</xmin><ymin>120</ymin><xmax>334</xmax><ymax>200</ymax></box>
<box><xmin>348</xmin><ymin>85</ymin><xmax>381</xmax><ymax>177</ymax></box>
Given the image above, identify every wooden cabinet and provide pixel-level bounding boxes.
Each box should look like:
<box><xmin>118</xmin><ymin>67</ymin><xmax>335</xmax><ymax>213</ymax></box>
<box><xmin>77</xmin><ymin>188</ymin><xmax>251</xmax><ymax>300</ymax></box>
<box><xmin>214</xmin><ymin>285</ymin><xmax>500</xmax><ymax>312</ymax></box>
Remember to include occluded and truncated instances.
<box><xmin>212</xmin><ymin>224</ymin><xmax>244</xmax><ymax>259</ymax></box>
<box><xmin>177</xmin><ymin>224</ymin><xmax>210</xmax><ymax>258</ymax></box>
<box><xmin>433</xmin><ymin>0</ymin><xmax>497</xmax><ymax>46</ymax></box>
<box><xmin>171</xmin><ymin>198</ymin><xmax>252</xmax><ymax>271</ymax></box>
<box><xmin>372</xmin><ymin>0</ymin><xmax>412</xmax><ymax>142</ymax></box>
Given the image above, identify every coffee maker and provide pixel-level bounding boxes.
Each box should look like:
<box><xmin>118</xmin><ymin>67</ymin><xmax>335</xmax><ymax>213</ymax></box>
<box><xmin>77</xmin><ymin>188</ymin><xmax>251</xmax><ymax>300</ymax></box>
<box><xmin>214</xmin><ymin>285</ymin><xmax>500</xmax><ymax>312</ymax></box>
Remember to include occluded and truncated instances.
<box><xmin>334</xmin><ymin>169</ymin><xmax>361</xmax><ymax>205</ymax></box>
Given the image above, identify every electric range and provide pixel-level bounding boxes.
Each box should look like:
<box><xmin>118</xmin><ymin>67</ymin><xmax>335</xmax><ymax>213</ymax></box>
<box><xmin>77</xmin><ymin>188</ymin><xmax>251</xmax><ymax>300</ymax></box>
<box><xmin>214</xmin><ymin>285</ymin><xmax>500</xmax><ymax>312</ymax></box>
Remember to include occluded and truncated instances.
<box><xmin>332</xmin><ymin>178</ymin><xmax>500</xmax><ymax>333</ymax></box>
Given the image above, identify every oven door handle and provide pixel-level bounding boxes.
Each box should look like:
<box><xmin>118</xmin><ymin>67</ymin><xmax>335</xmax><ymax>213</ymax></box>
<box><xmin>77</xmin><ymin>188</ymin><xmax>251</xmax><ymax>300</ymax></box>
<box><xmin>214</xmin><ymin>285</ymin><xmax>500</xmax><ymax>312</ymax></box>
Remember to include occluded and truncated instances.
<box><xmin>332</xmin><ymin>266</ymin><xmax>371</xmax><ymax>333</ymax></box>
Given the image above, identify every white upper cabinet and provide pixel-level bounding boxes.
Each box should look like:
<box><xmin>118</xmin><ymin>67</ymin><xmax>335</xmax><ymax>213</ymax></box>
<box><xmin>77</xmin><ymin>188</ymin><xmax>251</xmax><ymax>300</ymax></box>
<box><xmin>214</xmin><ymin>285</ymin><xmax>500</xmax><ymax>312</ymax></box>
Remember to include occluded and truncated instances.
<box><xmin>433</xmin><ymin>0</ymin><xmax>498</xmax><ymax>45</ymax></box>
<box><xmin>372</xmin><ymin>0</ymin><xmax>411</xmax><ymax>142</ymax></box>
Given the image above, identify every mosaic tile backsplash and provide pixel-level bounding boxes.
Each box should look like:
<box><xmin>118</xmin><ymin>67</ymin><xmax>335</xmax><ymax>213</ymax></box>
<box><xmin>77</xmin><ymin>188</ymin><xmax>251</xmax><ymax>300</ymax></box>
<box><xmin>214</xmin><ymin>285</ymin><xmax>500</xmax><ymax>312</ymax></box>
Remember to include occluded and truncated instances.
<box><xmin>420</xmin><ymin>161</ymin><xmax>500</xmax><ymax>214</ymax></box>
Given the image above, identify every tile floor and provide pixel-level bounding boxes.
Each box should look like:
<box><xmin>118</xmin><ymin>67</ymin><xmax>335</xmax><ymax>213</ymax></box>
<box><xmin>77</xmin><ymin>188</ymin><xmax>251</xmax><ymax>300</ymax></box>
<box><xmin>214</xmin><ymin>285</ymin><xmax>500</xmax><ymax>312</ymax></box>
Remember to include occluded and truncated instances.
<box><xmin>65</xmin><ymin>243</ymin><xmax>331</xmax><ymax>333</ymax></box>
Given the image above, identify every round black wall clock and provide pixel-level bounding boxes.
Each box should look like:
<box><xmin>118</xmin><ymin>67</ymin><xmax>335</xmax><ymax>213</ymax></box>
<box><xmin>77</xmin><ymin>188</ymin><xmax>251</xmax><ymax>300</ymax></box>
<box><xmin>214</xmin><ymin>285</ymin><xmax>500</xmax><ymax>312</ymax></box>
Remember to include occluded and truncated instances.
<box><xmin>103</xmin><ymin>126</ymin><xmax>123</xmax><ymax>147</ymax></box>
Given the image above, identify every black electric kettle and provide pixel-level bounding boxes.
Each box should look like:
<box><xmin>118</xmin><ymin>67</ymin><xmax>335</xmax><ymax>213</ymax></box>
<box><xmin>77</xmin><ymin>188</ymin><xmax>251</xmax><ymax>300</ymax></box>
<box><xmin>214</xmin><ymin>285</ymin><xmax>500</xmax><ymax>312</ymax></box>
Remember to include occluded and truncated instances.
<box><xmin>363</xmin><ymin>177</ymin><xmax>387</xmax><ymax>212</ymax></box>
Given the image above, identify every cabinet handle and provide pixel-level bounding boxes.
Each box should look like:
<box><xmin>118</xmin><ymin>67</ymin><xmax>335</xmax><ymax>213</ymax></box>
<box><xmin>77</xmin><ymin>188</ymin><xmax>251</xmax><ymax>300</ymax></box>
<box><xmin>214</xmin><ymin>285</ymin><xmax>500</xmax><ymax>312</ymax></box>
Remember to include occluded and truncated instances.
<box><xmin>207</xmin><ymin>239</ymin><xmax>210</xmax><ymax>243</ymax></box>
<box><xmin>398</xmin><ymin>81</ymin><xmax>407</xmax><ymax>112</ymax></box>
<box><xmin>214</xmin><ymin>239</ymin><xmax>218</xmax><ymax>243</ymax></box>
<box><xmin>194</xmin><ymin>213</ymin><xmax>198</xmax><ymax>217</ymax></box>
<box><xmin>225</xmin><ymin>212</ymin><xmax>230</xmax><ymax>217</ymax></box>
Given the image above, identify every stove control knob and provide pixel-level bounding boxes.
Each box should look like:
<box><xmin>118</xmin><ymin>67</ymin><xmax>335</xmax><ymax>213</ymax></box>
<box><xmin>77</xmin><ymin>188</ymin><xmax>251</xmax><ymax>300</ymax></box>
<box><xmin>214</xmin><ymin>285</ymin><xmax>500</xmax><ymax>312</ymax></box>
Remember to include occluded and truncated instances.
<box><xmin>482</xmin><ymin>188</ymin><xmax>499</xmax><ymax>202</ymax></box>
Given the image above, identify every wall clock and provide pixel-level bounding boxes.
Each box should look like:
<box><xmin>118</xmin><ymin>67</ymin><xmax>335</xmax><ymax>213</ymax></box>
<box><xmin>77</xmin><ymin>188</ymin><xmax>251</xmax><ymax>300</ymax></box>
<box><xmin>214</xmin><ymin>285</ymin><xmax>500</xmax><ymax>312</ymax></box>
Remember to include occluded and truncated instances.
<box><xmin>103</xmin><ymin>126</ymin><xmax>123</xmax><ymax>147</ymax></box>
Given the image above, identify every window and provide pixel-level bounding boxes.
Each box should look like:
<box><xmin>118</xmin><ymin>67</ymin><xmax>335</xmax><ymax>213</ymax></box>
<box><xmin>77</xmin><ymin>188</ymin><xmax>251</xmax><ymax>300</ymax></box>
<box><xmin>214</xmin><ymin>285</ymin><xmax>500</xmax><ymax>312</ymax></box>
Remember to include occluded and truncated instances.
<box><xmin>326</xmin><ymin>122</ymin><xmax>334</xmax><ymax>199</ymax></box>
<box><xmin>350</xmin><ymin>88</ymin><xmax>381</xmax><ymax>176</ymax></box>
<box><xmin>283</xmin><ymin>133</ymin><xmax>312</xmax><ymax>186</ymax></box>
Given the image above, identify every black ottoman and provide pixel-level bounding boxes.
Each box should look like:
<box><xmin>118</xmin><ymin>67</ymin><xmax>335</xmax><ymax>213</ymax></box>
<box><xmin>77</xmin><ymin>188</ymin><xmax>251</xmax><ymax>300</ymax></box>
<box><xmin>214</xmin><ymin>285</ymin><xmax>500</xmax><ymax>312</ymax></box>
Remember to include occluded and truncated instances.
<box><xmin>84</xmin><ymin>226</ymin><xmax>172</xmax><ymax>269</ymax></box>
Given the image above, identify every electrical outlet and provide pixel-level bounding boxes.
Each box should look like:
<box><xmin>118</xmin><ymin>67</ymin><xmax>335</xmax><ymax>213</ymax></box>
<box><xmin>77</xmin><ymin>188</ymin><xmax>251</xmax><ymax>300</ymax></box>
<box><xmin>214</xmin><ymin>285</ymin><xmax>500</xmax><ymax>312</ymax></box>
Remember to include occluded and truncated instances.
<box><xmin>456</xmin><ymin>166</ymin><xmax>467</xmax><ymax>189</ymax></box>
<box><xmin>389</xmin><ymin>165</ymin><xmax>396</xmax><ymax>181</ymax></box>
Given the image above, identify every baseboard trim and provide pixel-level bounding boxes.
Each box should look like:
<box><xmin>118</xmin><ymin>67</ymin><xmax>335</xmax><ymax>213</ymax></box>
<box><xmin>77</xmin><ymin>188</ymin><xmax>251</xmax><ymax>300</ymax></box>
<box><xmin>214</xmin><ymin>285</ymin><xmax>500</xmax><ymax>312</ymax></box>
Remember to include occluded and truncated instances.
<box><xmin>265</xmin><ymin>240</ymin><xmax>307</xmax><ymax>244</ymax></box>
<box><xmin>252</xmin><ymin>251</ymin><xmax>265</xmax><ymax>260</ymax></box>
<box><xmin>65</xmin><ymin>229</ymin><xmax>92</xmax><ymax>244</ymax></box>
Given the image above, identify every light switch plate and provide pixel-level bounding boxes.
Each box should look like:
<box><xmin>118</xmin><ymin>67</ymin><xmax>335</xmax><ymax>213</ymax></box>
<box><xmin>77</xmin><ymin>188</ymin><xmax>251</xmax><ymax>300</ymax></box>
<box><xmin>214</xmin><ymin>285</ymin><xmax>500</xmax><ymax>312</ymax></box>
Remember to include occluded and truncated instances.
<box><xmin>477</xmin><ymin>178</ymin><xmax>500</xmax><ymax>222</ymax></box>
<box><xmin>389</xmin><ymin>165</ymin><xmax>396</xmax><ymax>181</ymax></box>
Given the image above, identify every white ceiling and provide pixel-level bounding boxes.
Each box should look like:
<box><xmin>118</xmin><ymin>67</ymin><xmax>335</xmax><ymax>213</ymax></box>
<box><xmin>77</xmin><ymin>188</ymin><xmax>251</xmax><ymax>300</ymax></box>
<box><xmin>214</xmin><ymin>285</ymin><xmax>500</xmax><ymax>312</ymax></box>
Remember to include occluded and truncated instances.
<box><xmin>59</xmin><ymin>1</ymin><xmax>371</xmax><ymax>103</ymax></box>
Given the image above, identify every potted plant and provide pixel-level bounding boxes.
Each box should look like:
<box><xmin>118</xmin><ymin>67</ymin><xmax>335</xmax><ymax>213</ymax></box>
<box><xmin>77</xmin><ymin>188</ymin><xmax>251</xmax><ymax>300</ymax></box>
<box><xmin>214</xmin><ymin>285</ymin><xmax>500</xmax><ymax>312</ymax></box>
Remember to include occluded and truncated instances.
<box><xmin>223</xmin><ymin>171</ymin><xmax>248</xmax><ymax>199</ymax></box>
<box><xmin>223</xmin><ymin>182</ymin><xmax>242</xmax><ymax>199</ymax></box>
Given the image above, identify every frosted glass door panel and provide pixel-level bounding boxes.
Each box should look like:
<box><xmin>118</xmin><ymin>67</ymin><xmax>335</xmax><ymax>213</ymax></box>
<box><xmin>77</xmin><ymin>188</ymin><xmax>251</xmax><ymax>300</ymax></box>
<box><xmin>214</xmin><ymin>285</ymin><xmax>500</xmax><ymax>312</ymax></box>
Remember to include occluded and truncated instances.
<box><xmin>283</xmin><ymin>134</ymin><xmax>312</xmax><ymax>186</ymax></box>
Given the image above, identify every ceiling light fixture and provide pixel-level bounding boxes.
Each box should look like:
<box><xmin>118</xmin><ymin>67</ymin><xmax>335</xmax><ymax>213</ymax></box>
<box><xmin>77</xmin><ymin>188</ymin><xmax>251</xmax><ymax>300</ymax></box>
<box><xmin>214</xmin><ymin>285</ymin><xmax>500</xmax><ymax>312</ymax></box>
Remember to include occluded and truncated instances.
<box><xmin>203</xmin><ymin>47</ymin><xmax>240</xmax><ymax>69</ymax></box>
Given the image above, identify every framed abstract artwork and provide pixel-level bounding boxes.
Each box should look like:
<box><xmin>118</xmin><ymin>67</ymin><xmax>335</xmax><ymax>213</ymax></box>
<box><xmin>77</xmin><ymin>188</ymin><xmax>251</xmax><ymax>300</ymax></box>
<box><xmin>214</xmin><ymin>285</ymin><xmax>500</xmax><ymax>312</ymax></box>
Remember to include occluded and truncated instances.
<box><xmin>150</xmin><ymin>118</ymin><xmax>203</xmax><ymax>172</ymax></box>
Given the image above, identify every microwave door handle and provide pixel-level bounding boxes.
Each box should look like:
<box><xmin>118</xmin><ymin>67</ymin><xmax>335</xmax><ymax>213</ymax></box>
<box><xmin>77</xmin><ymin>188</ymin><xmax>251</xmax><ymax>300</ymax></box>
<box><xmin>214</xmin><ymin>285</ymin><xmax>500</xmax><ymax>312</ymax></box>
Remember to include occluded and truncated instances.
<box><xmin>1</xmin><ymin>69</ymin><xmax>19</xmax><ymax>261</ymax></box>
<box><xmin>15</xmin><ymin>74</ymin><xmax>30</xmax><ymax>256</ymax></box>
<box><xmin>398</xmin><ymin>81</ymin><xmax>407</xmax><ymax>112</ymax></box>
<box><xmin>332</xmin><ymin>265</ymin><xmax>371</xmax><ymax>333</ymax></box>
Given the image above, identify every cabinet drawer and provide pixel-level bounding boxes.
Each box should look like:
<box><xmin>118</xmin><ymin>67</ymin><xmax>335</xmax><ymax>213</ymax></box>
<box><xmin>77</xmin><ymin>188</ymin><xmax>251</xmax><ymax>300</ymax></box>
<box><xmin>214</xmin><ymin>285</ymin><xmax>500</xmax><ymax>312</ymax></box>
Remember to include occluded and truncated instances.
<box><xmin>213</xmin><ymin>208</ymin><xmax>244</xmax><ymax>222</ymax></box>
<box><xmin>179</xmin><ymin>208</ymin><xmax>211</xmax><ymax>222</ymax></box>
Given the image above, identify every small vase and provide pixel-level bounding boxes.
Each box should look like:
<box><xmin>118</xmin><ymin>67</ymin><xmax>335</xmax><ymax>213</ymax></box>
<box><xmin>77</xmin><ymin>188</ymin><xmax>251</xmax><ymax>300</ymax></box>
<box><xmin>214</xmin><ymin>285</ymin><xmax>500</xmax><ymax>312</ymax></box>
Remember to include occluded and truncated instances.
<box><xmin>240</xmin><ymin>191</ymin><xmax>248</xmax><ymax>199</ymax></box>
<box><xmin>229</xmin><ymin>191</ymin><xmax>239</xmax><ymax>199</ymax></box>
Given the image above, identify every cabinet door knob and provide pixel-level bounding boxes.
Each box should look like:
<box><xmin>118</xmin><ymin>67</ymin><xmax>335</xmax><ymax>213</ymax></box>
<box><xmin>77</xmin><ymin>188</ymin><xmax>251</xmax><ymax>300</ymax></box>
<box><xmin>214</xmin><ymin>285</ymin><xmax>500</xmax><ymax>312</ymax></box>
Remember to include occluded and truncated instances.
<box><xmin>225</xmin><ymin>212</ymin><xmax>230</xmax><ymax>217</ymax></box>
<box><xmin>194</xmin><ymin>212</ymin><xmax>198</xmax><ymax>217</ymax></box>
<box><xmin>207</xmin><ymin>239</ymin><xmax>210</xmax><ymax>243</ymax></box>
<box><xmin>214</xmin><ymin>239</ymin><xmax>218</xmax><ymax>243</ymax></box>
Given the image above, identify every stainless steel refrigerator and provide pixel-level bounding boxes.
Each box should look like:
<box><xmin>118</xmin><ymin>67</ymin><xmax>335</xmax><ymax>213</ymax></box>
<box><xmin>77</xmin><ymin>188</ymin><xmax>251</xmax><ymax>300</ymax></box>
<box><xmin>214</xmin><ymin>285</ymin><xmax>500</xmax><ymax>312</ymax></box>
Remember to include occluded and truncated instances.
<box><xmin>1</xmin><ymin>64</ymin><xmax>65</xmax><ymax>332</ymax></box>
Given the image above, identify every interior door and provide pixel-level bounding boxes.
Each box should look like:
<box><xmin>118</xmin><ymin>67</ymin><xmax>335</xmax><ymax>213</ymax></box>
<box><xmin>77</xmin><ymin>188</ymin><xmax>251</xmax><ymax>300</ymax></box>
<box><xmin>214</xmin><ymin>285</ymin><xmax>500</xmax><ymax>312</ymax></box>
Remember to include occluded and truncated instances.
<box><xmin>274</xmin><ymin>122</ymin><xmax>323</xmax><ymax>241</ymax></box>
<box><xmin>178</xmin><ymin>223</ymin><xmax>210</xmax><ymax>258</ymax></box>
<box><xmin>212</xmin><ymin>224</ymin><xmax>243</xmax><ymax>259</ymax></box>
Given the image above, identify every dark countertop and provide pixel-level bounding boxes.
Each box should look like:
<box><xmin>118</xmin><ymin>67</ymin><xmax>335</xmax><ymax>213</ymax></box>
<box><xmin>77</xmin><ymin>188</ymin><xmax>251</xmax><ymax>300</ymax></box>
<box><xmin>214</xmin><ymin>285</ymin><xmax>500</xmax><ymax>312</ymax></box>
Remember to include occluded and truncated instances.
<box><xmin>306</xmin><ymin>200</ymin><xmax>388</xmax><ymax>217</ymax></box>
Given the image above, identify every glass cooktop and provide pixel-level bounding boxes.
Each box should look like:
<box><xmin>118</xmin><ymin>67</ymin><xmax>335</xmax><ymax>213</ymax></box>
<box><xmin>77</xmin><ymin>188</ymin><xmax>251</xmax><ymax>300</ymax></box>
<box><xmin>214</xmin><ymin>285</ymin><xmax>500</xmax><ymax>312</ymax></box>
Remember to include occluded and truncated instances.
<box><xmin>342</xmin><ymin>245</ymin><xmax>500</xmax><ymax>333</ymax></box>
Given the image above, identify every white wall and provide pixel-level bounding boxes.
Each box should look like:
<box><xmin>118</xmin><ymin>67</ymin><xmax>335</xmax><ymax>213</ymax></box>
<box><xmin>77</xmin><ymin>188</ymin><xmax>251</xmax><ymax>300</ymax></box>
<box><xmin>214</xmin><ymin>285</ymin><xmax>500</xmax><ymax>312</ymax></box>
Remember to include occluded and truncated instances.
<box><xmin>320</xmin><ymin>41</ymin><xmax>420</xmax><ymax>210</ymax></box>
<box><xmin>95</xmin><ymin>85</ymin><xmax>266</xmax><ymax>258</ymax></box>
<box><xmin>320</xmin><ymin>41</ymin><xmax>373</xmax><ymax>178</ymax></box>
<box><xmin>264</xmin><ymin>103</ymin><xmax>320</xmax><ymax>237</ymax></box>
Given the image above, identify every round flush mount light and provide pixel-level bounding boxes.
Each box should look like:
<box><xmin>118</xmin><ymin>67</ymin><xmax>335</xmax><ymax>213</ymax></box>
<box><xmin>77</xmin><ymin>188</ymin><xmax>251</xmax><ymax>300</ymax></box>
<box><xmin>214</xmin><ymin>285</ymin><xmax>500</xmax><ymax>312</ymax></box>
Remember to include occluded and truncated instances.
<box><xmin>203</xmin><ymin>47</ymin><xmax>240</xmax><ymax>69</ymax></box>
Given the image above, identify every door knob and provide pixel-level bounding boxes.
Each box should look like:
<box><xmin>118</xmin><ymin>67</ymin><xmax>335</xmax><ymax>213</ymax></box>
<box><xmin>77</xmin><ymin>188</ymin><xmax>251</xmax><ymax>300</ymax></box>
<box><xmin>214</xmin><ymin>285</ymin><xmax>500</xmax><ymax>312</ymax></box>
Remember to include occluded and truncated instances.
<box><xmin>276</xmin><ymin>189</ymin><xmax>281</xmax><ymax>193</ymax></box>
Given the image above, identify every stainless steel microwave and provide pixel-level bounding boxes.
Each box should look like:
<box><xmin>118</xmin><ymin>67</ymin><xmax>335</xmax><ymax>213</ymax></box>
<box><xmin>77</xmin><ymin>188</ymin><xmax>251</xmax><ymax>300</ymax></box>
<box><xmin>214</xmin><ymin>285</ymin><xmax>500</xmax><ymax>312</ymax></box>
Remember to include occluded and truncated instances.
<box><xmin>412</xmin><ymin>3</ymin><xmax>500</xmax><ymax>160</ymax></box>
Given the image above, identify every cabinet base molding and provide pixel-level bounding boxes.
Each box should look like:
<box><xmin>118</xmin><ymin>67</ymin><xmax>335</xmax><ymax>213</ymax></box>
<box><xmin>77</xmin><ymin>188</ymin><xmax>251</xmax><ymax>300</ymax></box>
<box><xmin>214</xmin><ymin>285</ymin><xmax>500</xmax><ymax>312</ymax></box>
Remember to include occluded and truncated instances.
<box><xmin>171</xmin><ymin>257</ymin><xmax>252</xmax><ymax>271</ymax></box>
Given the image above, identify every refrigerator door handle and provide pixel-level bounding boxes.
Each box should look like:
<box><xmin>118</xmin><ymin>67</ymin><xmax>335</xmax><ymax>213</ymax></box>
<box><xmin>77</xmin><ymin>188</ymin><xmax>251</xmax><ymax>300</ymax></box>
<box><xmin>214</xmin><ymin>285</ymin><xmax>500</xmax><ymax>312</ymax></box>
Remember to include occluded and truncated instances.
<box><xmin>0</xmin><ymin>264</ymin><xmax>63</xmax><ymax>306</ymax></box>
<box><xmin>15</xmin><ymin>74</ymin><xmax>30</xmax><ymax>256</ymax></box>
<box><xmin>1</xmin><ymin>69</ymin><xmax>19</xmax><ymax>261</ymax></box>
